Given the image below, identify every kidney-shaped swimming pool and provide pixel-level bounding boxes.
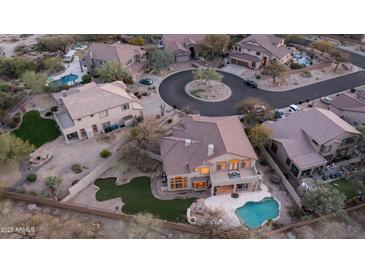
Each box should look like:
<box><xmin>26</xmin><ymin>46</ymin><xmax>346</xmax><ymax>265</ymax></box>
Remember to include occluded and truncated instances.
<box><xmin>235</xmin><ymin>197</ymin><xmax>280</xmax><ymax>229</ymax></box>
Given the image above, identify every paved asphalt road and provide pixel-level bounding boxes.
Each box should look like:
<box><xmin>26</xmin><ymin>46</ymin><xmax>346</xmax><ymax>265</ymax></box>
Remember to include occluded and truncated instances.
<box><xmin>159</xmin><ymin>69</ymin><xmax>365</xmax><ymax>116</ymax></box>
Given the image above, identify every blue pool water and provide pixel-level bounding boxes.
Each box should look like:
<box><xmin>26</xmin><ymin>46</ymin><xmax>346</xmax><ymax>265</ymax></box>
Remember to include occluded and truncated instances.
<box><xmin>297</xmin><ymin>57</ymin><xmax>311</xmax><ymax>66</ymax></box>
<box><xmin>50</xmin><ymin>74</ymin><xmax>79</xmax><ymax>86</ymax></box>
<box><xmin>235</xmin><ymin>197</ymin><xmax>279</xmax><ymax>229</ymax></box>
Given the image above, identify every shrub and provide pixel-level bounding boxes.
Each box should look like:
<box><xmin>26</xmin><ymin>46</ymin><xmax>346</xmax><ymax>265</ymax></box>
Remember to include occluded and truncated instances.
<box><xmin>44</xmin><ymin>111</ymin><xmax>52</xmax><ymax>117</ymax></box>
<box><xmin>350</xmin><ymin>88</ymin><xmax>356</xmax><ymax>93</ymax></box>
<box><xmin>44</xmin><ymin>176</ymin><xmax>61</xmax><ymax>190</ymax></box>
<box><xmin>16</xmin><ymin>187</ymin><xmax>26</xmax><ymax>194</ymax></box>
<box><xmin>290</xmin><ymin>63</ymin><xmax>305</xmax><ymax>70</ymax></box>
<box><xmin>81</xmin><ymin>74</ymin><xmax>92</xmax><ymax>84</ymax></box>
<box><xmin>259</xmin><ymin>158</ymin><xmax>268</xmax><ymax>166</ymax></box>
<box><xmin>27</xmin><ymin>190</ymin><xmax>38</xmax><ymax>196</ymax></box>
<box><xmin>26</xmin><ymin>173</ymin><xmax>37</xmax><ymax>182</ymax></box>
<box><xmin>100</xmin><ymin>149</ymin><xmax>111</xmax><ymax>158</ymax></box>
<box><xmin>269</xmin><ymin>174</ymin><xmax>281</xmax><ymax>184</ymax></box>
<box><xmin>136</xmin><ymin>116</ymin><xmax>144</xmax><ymax>123</ymax></box>
<box><xmin>12</xmin><ymin>114</ymin><xmax>21</xmax><ymax>123</ymax></box>
<box><xmin>71</xmin><ymin>164</ymin><xmax>83</xmax><ymax>174</ymax></box>
<box><xmin>0</xmin><ymin>80</ymin><xmax>13</xmax><ymax>92</ymax></box>
<box><xmin>50</xmin><ymin>106</ymin><xmax>58</xmax><ymax>112</ymax></box>
<box><xmin>255</xmin><ymin>74</ymin><xmax>261</xmax><ymax>80</ymax></box>
<box><xmin>301</xmin><ymin>70</ymin><xmax>311</xmax><ymax>78</ymax></box>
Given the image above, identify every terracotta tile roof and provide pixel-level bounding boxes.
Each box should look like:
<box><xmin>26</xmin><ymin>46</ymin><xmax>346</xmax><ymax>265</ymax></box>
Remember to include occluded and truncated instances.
<box><xmin>57</xmin><ymin>81</ymin><xmax>142</xmax><ymax>120</ymax></box>
<box><xmin>329</xmin><ymin>91</ymin><xmax>365</xmax><ymax>112</ymax></box>
<box><xmin>87</xmin><ymin>42</ymin><xmax>145</xmax><ymax>66</ymax></box>
<box><xmin>162</xmin><ymin>34</ymin><xmax>206</xmax><ymax>55</ymax></box>
<box><xmin>160</xmin><ymin>115</ymin><xmax>257</xmax><ymax>176</ymax></box>
<box><xmin>236</xmin><ymin>34</ymin><xmax>291</xmax><ymax>60</ymax></box>
<box><xmin>230</xmin><ymin>52</ymin><xmax>261</xmax><ymax>62</ymax></box>
<box><xmin>263</xmin><ymin>108</ymin><xmax>360</xmax><ymax>169</ymax></box>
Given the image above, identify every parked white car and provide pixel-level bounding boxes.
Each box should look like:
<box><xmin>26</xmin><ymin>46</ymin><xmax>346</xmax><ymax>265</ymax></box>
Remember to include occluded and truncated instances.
<box><xmin>289</xmin><ymin>104</ymin><xmax>301</xmax><ymax>112</ymax></box>
<box><xmin>321</xmin><ymin>96</ymin><xmax>332</xmax><ymax>104</ymax></box>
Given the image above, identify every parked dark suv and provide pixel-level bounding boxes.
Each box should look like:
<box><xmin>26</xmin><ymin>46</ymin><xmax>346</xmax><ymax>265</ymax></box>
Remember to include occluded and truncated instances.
<box><xmin>244</xmin><ymin>79</ymin><xmax>257</xmax><ymax>88</ymax></box>
<box><xmin>139</xmin><ymin>78</ymin><xmax>153</xmax><ymax>85</ymax></box>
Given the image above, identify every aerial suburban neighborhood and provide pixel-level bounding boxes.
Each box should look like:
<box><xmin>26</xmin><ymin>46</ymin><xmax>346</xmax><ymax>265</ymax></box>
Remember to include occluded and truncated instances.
<box><xmin>1</xmin><ymin>33</ymin><xmax>365</xmax><ymax>239</ymax></box>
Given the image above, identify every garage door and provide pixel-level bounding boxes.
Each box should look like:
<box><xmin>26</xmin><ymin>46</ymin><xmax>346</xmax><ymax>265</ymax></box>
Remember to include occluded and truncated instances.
<box><xmin>231</xmin><ymin>58</ymin><xmax>249</xmax><ymax>67</ymax></box>
<box><xmin>176</xmin><ymin>55</ymin><xmax>190</xmax><ymax>63</ymax></box>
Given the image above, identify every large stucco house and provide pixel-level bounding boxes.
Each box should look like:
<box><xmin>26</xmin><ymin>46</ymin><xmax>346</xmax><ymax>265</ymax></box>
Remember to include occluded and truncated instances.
<box><xmin>230</xmin><ymin>34</ymin><xmax>291</xmax><ymax>69</ymax></box>
<box><xmin>160</xmin><ymin>115</ymin><xmax>262</xmax><ymax>196</ymax></box>
<box><xmin>52</xmin><ymin>81</ymin><xmax>143</xmax><ymax>143</ymax></box>
<box><xmin>328</xmin><ymin>90</ymin><xmax>365</xmax><ymax>126</ymax></box>
<box><xmin>80</xmin><ymin>42</ymin><xmax>147</xmax><ymax>79</ymax></box>
<box><xmin>160</xmin><ymin>34</ymin><xmax>206</xmax><ymax>63</ymax></box>
<box><xmin>263</xmin><ymin>108</ymin><xmax>360</xmax><ymax>180</ymax></box>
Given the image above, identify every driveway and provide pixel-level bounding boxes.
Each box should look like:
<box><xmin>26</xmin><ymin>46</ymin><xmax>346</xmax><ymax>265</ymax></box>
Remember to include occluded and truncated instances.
<box><xmin>159</xmin><ymin>69</ymin><xmax>365</xmax><ymax>116</ymax></box>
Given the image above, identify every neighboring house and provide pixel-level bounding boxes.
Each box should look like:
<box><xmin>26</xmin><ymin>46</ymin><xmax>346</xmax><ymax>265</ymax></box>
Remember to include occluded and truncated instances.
<box><xmin>160</xmin><ymin>34</ymin><xmax>206</xmax><ymax>63</ymax></box>
<box><xmin>263</xmin><ymin>108</ymin><xmax>360</xmax><ymax>180</ymax></box>
<box><xmin>328</xmin><ymin>90</ymin><xmax>365</xmax><ymax>126</ymax></box>
<box><xmin>52</xmin><ymin>81</ymin><xmax>143</xmax><ymax>144</ymax></box>
<box><xmin>230</xmin><ymin>34</ymin><xmax>291</xmax><ymax>69</ymax></box>
<box><xmin>80</xmin><ymin>42</ymin><xmax>147</xmax><ymax>79</ymax></box>
<box><xmin>160</xmin><ymin>115</ymin><xmax>262</xmax><ymax>196</ymax></box>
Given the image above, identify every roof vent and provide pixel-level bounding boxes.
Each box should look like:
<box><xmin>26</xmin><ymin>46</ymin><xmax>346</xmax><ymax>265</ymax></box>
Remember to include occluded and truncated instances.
<box><xmin>208</xmin><ymin>144</ymin><xmax>215</xmax><ymax>157</ymax></box>
<box><xmin>185</xmin><ymin>139</ymin><xmax>192</xmax><ymax>147</ymax></box>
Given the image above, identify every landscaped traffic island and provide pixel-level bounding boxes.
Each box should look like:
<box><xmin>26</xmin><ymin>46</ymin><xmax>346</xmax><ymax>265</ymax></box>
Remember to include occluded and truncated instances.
<box><xmin>13</xmin><ymin>110</ymin><xmax>61</xmax><ymax>148</ymax></box>
<box><xmin>185</xmin><ymin>80</ymin><xmax>231</xmax><ymax>102</ymax></box>
<box><xmin>94</xmin><ymin>176</ymin><xmax>196</xmax><ymax>222</ymax></box>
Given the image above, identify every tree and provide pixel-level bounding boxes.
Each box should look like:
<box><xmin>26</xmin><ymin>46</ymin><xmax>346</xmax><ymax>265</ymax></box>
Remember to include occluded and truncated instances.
<box><xmin>330</xmin><ymin>49</ymin><xmax>350</xmax><ymax>71</ymax></box>
<box><xmin>96</xmin><ymin>61</ymin><xmax>133</xmax><ymax>84</ymax></box>
<box><xmin>147</xmin><ymin>48</ymin><xmax>173</xmax><ymax>74</ymax></box>
<box><xmin>199</xmin><ymin>209</ymin><xmax>249</xmax><ymax>239</ymax></box>
<box><xmin>40</xmin><ymin>56</ymin><xmax>64</xmax><ymax>73</ymax></box>
<box><xmin>128</xmin><ymin>36</ymin><xmax>145</xmax><ymax>46</ymax></box>
<box><xmin>81</xmin><ymin>74</ymin><xmax>92</xmax><ymax>84</ymax></box>
<box><xmin>281</xmin><ymin>34</ymin><xmax>303</xmax><ymax>44</ymax></box>
<box><xmin>129</xmin><ymin>119</ymin><xmax>163</xmax><ymax>149</ymax></box>
<box><xmin>298</xmin><ymin>180</ymin><xmax>346</xmax><ymax>215</ymax></box>
<box><xmin>311</xmin><ymin>40</ymin><xmax>333</xmax><ymax>56</ymax></box>
<box><xmin>262</xmin><ymin>63</ymin><xmax>286</xmax><ymax>84</ymax></box>
<box><xmin>236</xmin><ymin>97</ymin><xmax>273</xmax><ymax>125</ymax></box>
<box><xmin>21</xmin><ymin>71</ymin><xmax>48</xmax><ymax>93</ymax></box>
<box><xmin>0</xmin><ymin>133</ymin><xmax>34</xmax><ymax>164</ymax></box>
<box><xmin>0</xmin><ymin>56</ymin><xmax>37</xmax><ymax>78</ymax></box>
<box><xmin>44</xmin><ymin>176</ymin><xmax>61</xmax><ymax>192</ymax></box>
<box><xmin>192</xmin><ymin>68</ymin><xmax>223</xmax><ymax>94</ymax></box>
<box><xmin>248</xmin><ymin>124</ymin><xmax>272</xmax><ymax>148</ymax></box>
<box><xmin>120</xmin><ymin>213</ymin><xmax>166</xmax><ymax>239</ymax></box>
<box><xmin>36</xmin><ymin>35</ymin><xmax>74</xmax><ymax>53</ymax></box>
<box><xmin>356</xmin><ymin>124</ymin><xmax>365</xmax><ymax>144</ymax></box>
<box><xmin>199</xmin><ymin>34</ymin><xmax>230</xmax><ymax>59</ymax></box>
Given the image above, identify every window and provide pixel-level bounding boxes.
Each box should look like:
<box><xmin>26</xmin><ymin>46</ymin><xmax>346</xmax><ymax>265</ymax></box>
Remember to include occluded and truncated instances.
<box><xmin>238</xmin><ymin>47</ymin><xmax>241</xmax><ymax>52</ymax></box>
<box><xmin>102</xmin><ymin>122</ymin><xmax>111</xmax><ymax>130</ymax></box>
<box><xmin>229</xmin><ymin>159</ymin><xmax>240</xmax><ymax>170</ymax></box>
<box><xmin>216</xmin><ymin>161</ymin><xmax>227</xmax><ymax>171</ymax></box>
<box><xmin>320</xmin><ymin>145</ymin><xmax>332</xmax><ymax>154</ymax></box>
<box><xmin>121</xmin><ymin>104</ymin><xmax>130</xmax><ymax>111</ymax></box>
<box><xmin>169</xmin><ymin>177</ymin><xmax>188</xmax><ymax>189</ymax></box>
<box><xmin>99</xmin><ymin>110</ymin><xmax>108</xmax><ymax>118</ymax></box>
<box><xmin>192</xmin><ymin>181</ymin><xmax>208</xmax><ymax>189</ymax></box>
<box><xmin>199</xmin><ymin>167</ymin><xmax>210</xmax><ymax>174</ymax></box>
<box><xmin>234</xmin><ymin>46</ymin><xmax>238</xmax><ymax>52</ymax></box>
<box><xmin>271</xmin><ymin>142</ymin><xmax>278</xmax><ymax>154</ymax></box>
<box><xmin>92</xmin><ymin>124</ymin><xmax>98</xmax><ymax>134</ymax></box>
<box><xmin>341</xmin><ymin>137</ymin><xmax>355</xmax><ymax>146</ymax></box>
<box><xmin>241</xmin><ymin>160</ymin><xmax>251</xmax><ymax>168</ymax></box>
<box><xmin>252</xmin><ymin>61</ymin><xmax>256</xmax><ymax>68</ymax></box>
<box><xmin>79</xmin><ymin>129</ymin><xmax>87</xmax><ymax>139</ymax></box>
<box><xmin>256</xmin><ymin>51</ymin><xmax>261</xmax><ymax>56</ymax></box>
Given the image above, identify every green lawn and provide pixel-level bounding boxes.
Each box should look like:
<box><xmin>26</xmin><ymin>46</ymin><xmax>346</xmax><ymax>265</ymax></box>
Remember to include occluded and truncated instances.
<box><xmin>330</xmin><ymin>179</ymin><xmax>358</xmax><ymax>200</ymax></box>
<box><xmin>94</xmin><ymin>176</ymin><xmax>196</xmax><ymax>222</ymax></box>
<box><xmin>13</xmin><ymin>110</ymin><xmax>60</xmax><ymax>148</ymax></box>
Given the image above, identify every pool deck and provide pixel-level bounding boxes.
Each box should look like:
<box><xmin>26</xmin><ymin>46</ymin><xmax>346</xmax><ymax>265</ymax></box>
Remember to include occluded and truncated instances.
<box><xmin>50</xmin><ymin>56</ymin><xmax>88</xmax><ymax>84</ymax></box>
<box><xmin>204</xmin><ymin>184</ymin><xmax>274</xmax><ymax>227</ymax></box>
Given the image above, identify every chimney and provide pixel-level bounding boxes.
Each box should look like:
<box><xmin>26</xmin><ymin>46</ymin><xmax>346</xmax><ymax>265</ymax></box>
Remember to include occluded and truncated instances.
<box><xmin>185</xmin><ymin>139</ymin><xmax>192</xmax><ymax>147</ymax></box>
<box><xmin>208</xmin><ymin>144</ymin><xmax>214</xmax><ymax>157</ymax></box>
